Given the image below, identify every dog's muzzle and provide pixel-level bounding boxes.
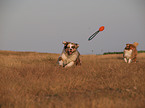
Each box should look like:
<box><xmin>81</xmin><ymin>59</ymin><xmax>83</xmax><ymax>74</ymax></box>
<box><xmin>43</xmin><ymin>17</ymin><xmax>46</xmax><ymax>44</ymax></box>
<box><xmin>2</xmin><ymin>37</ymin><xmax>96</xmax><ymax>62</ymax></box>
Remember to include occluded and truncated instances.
<box><xmin>68</xmin><ymin>48</ymin><xmax>73</xmax><ymax>55</ymax></box>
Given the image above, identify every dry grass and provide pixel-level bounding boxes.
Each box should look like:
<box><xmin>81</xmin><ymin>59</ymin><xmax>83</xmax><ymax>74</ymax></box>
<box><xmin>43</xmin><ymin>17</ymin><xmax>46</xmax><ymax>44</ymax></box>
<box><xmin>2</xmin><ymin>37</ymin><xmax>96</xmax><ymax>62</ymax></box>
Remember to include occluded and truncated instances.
<box><xmin>0</xmin><ymin>50</ymin><xmax>145</xmax><ymax>108</ymax></box>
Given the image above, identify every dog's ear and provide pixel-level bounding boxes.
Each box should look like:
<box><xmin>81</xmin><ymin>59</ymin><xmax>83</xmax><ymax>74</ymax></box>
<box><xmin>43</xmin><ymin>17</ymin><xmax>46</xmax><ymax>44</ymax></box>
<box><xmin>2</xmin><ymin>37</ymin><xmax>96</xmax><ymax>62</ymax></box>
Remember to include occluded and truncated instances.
<box><xmin>63</xmin><ymin>41</ymin><xmax>67</xmax><ymax>45</ymax></box>
<box><xmin>75</xmin><ymin>43</ymin><xmax>79</xmax><ymax>49</ymax></box>
<box><xmin>62</xmin><ymin>41</ymin><xmax>70</xmax><ymax>45</ymax></box>
<box><xmin>126</xmin><ymin>44</ymin><xmax>129</xmax><ymax>46</ymax></box>
<box><xmin>63</xmin><ymin>41</ymin><xmax>69</xmax><ymax>49</ymax></box>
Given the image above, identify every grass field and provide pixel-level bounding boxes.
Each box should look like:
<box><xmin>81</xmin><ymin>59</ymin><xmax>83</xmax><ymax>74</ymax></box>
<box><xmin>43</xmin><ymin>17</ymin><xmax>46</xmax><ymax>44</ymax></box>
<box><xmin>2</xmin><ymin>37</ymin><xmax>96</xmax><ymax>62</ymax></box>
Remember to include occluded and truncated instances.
<box><xmin>0</xmin><ymin>50</ymin><xmax>145</xmax><ymax>108</ymax></box>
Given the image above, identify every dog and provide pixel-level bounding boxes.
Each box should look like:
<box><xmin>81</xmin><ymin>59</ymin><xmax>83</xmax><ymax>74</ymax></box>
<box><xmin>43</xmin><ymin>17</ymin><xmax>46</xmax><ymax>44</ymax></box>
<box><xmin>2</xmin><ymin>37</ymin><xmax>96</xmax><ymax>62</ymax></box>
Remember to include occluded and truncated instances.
<box><xmin>123</xmin><ymin>42</ymin><xmax>139</xmax><ymax>63</ymax></box>
<box><xmin>58</xmin><ymin>41</ymin><xmax>81</xmax><ymax>67</ymax></box>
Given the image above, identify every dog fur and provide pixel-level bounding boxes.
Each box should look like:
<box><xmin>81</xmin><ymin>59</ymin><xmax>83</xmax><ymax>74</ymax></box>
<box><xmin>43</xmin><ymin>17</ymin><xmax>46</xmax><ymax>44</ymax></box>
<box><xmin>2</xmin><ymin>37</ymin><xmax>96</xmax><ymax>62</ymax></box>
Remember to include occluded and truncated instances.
<box><xmin>58</xmin><ymin>41</ymin><xmax>81</xmax><ymax>67</ymax></box>
<box><xmin>123</xmin><ymin>42</ymin><xmax>138</xmax><ymax>63</ymax></box>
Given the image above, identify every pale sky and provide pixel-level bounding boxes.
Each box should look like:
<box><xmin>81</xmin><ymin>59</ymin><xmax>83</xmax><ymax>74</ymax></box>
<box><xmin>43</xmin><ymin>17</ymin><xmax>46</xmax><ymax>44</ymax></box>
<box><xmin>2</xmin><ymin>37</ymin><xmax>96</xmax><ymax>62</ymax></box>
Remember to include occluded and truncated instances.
<box><xmin>0</xmin><ymin>0</ymin><xmax>145</xmax><ymax>54</ymax></box>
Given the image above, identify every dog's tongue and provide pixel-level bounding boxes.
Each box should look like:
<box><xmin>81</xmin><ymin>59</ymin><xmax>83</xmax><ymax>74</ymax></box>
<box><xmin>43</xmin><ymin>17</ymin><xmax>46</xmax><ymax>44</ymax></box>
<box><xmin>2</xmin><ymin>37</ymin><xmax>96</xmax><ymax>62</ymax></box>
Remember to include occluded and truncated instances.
<box><xmin>69</xmin><ymin>51</ymin><xmax>72</xmax><ymax>55</ymax></box>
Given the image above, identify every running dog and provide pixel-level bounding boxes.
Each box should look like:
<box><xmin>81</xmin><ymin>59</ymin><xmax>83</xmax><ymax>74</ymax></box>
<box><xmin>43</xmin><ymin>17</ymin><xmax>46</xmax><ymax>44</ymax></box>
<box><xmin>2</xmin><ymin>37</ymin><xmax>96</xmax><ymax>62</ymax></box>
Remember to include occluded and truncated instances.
<box><xmin>58</xmin><ymin>41</ymin><xmax>81</xmax><ymax>67</ymax></box>
<box><xmin>123</xmin><ymin>42</ymin><xmax>139</xmax><ymax>63</ymax></box>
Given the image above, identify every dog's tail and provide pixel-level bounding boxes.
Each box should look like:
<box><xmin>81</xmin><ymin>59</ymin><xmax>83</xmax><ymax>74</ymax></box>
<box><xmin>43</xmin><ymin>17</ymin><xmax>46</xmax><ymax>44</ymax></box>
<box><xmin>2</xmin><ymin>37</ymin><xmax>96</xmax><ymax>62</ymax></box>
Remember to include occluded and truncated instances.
<box><xmin>133</xmin><ymin>42</ymin><xmax>139</xmax><ymax>47</ymax></box>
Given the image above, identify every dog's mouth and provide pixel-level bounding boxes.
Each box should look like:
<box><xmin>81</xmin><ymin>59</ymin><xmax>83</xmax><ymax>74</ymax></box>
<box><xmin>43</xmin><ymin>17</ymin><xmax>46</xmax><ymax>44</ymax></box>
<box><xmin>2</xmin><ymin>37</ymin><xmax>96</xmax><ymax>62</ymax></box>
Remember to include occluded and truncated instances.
<box><xmin>66</xmin><ymin>48</ymin><xmax>74</xmax><ymax>55</ymax></box>
<box><xmin>68</xmin><ymin>50</ymin><xmax>73</xmax><ymax>55</ymax></box>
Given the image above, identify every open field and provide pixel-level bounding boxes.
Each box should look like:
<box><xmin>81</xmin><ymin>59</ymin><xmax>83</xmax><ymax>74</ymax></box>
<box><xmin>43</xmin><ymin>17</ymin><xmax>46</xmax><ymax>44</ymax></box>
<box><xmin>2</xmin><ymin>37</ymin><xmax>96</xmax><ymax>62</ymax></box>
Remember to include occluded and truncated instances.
<box><xmin>0</xmin><ymin>50</ymin><xmax>145</xmax><ymax>108</ymax></box>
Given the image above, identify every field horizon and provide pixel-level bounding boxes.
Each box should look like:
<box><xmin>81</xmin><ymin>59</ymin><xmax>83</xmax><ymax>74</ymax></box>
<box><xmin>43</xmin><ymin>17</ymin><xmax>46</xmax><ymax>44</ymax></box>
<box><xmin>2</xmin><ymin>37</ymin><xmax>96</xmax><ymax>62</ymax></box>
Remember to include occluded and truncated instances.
<box><xmin>0</xmin><ymin>50</ymin><xmax>145</xmax><ymax>108</ymax></box>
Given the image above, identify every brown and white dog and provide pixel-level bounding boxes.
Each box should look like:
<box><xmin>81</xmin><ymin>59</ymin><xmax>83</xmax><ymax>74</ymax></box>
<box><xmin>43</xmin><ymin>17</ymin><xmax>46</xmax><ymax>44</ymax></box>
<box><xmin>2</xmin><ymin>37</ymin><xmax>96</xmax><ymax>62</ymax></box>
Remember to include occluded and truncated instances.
<box><xmin>123</xmin><ymin>42</ymin><xmax>139</xmax><ymax>63</ymax></box>
<box><xmin>58</xmin><ymin>41</ymin><xmax>81</xmax><ymax>67</ymax></box>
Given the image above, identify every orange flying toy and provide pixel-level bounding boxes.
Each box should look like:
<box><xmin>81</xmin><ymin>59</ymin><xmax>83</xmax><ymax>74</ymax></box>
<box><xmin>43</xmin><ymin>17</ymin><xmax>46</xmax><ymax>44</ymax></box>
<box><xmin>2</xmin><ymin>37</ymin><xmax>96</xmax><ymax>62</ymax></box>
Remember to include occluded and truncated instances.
<box><xmin>88</xmin><ymin>26</ymin><xmax>105</xmax><ymax>41</ymax></box>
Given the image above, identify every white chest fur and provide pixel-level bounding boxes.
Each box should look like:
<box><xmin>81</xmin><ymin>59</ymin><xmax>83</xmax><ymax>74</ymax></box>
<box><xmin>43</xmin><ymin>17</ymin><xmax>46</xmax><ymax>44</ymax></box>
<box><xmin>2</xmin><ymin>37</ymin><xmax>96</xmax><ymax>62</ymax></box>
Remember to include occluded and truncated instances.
<box><xmin>61</xmin><ymin>53</ymin><xmax>68</xmax><ymax>60</ymax></box>
<box><xmin>124</xmin><ymin>50</ymin><xmax>132</xmax><ymax>59</ymax></box>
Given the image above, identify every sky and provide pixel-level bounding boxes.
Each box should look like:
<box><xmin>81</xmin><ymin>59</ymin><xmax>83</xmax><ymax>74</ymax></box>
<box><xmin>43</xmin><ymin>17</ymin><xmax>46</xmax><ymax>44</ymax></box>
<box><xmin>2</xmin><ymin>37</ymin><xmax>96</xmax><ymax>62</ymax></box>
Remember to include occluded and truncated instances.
<box><xmin>0</xmin><ymin>0</ymin><xmax>145</xmax><ymax>54</ymax></box>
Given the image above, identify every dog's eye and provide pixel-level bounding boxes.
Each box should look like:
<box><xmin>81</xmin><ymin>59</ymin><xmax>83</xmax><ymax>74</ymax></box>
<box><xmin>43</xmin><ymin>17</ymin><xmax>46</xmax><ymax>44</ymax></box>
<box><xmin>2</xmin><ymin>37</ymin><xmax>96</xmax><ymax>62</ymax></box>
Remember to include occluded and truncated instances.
<box><xmin>72</xmin><ymin>46</ymin><xmax>75</xmax><ymax>49</ymax></box>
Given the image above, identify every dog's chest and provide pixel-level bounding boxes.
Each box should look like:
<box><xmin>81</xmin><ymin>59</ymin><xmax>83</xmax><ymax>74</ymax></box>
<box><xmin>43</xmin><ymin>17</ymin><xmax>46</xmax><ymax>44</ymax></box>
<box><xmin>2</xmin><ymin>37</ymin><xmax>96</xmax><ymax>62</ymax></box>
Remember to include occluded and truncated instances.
<box><xmin>61</xmin><ymin>51</ymin><xmax>78</xmax><ymax>62</ymax></box>
<box><xmin>124</xmin><ymin>50</ymin><xmax>132</xmax><ymax>58</ymax></box>
<box><xmin>61</xmin><ymin>53</ymin><xmax>68</xmax><ymax>60</ymax></box>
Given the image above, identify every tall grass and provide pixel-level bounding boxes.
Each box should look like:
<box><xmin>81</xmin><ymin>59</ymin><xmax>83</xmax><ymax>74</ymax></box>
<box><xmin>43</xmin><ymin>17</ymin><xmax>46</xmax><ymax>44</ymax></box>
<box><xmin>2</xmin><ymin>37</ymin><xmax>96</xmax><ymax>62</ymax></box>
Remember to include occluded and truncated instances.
<box><xmin>0</xmin><ymin>50</ymin><xmax>145</xmax><ymax>108</ymax></box>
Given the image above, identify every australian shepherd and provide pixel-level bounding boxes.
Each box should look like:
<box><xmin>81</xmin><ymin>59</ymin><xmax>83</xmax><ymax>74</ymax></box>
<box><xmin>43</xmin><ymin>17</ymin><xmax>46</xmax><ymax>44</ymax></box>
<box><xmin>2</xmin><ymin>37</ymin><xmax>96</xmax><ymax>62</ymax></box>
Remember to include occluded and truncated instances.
<box><xmin>58</xmin><ymin>41</ymin><xmax>81</xmax><ymax>67</ymax></box>
<box><xmin>123</xmin><ymin>42</ymin><xmax>139</xmax><ymax>63</ymax></box>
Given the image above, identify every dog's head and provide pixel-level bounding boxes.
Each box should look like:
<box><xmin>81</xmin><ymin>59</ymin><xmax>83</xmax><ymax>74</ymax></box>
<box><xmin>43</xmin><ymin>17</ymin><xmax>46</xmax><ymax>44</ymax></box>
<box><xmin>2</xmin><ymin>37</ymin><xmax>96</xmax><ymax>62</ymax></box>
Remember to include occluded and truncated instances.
<box><xmin>125</xmin><ymin>42</ymin><xmax>138</xmax><ymax>50</ymax></box>
<box><xmin>125</xmin><ymin>44</ymin><xmax>130</xmax><ymax>50</ymax></box>
<box><xmin>63</xmin><ymin>41</ymin><xmax>79</xmax><ymax>55</ymax></box>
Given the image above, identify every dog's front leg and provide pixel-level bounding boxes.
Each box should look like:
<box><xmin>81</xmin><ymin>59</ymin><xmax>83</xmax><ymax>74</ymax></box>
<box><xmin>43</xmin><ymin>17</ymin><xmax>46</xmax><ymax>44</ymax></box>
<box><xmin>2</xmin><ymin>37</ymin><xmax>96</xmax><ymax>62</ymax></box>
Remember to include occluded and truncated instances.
<box><xmin>64</xmin><ymin>62</ymin><xmax>74</xmax><ymax>68</ymax></box>
<box><xmin>124</xmin><ymin>58</ymin><xmax>127</xmax><ymax>63</ymax></box>
<box><xmin>128</xmin><ymin>59</ymin><xmax>132</xmax><ymax>63</ymax></box>
<box><xmin>58</xmin><ymin>57</ymin><xmax>64</xmax><ymax>66</ymax></box>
